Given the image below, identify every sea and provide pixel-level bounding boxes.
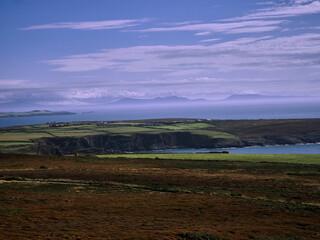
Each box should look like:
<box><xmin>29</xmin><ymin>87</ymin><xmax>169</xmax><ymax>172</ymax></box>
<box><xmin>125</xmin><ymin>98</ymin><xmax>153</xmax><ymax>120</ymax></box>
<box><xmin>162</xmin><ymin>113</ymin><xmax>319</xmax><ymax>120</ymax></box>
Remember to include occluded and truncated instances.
<box><xmin>140</xmin><ymin>143</ymin><xmax>320</xmax><ymax>154</ymax></box>
<box><xmin>1</xmin><ymin>101</ymin><xmax>320</xmax><ymax>128</ymax></box>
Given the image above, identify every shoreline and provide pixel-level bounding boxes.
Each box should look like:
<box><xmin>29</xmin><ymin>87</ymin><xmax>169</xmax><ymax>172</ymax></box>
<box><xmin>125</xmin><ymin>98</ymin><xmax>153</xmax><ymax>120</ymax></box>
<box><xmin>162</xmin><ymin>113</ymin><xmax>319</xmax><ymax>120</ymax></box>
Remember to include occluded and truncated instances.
<box><xmin>138</xmin><ymin>142</ymin><xmax>320</xmax><ymax>154</ymax></box>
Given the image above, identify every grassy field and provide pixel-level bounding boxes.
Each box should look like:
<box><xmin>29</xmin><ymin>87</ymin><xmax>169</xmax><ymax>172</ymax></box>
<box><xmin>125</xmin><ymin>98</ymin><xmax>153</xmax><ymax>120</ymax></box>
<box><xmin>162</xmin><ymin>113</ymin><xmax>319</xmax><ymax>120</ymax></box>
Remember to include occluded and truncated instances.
<box><xmin>148</xmin><ymin>122</ymin><xmax>213</xmax><ymax>130</ymax></box>
<box><xmin>0</xmin><ymin>142</ymin><xmax>32</xmax><ymax>146</ymax></box>
<box><xmin>98</xmin><ymin>153</ymin><xmax>320</xmax><ymax>165</ymax></box>
<box><xmin>0</xmin><ymin>153</ymin><xmax>320</xmax><ymax>239</ymax></box>
<box><xmin>0</xmin><ymin>120</ymin><xmax>233</xmax><ymax>153</ymax></box>
<box><xmin>0</xmin><ymin>132</ymin><xmax>53</xmax><ymax>142</ymax></box>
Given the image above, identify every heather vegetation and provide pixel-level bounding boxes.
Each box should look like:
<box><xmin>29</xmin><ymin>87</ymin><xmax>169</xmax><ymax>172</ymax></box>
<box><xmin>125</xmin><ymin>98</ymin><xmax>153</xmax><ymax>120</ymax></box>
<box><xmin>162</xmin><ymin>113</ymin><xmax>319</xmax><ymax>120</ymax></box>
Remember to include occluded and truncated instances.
<box><xmin>0</xmin><ymin>153</ymin><xmax>320</xmax><ymax>239</ymax></box>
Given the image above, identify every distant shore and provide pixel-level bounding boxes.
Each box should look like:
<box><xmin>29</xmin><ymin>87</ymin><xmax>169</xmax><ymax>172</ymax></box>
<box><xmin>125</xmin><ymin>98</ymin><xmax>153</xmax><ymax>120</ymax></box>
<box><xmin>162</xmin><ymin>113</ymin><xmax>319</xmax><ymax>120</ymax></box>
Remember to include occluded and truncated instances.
<box><xmin>0</xmin><ymin>110</ymin><xmax>76</xmax><ymax>118</ymax></box>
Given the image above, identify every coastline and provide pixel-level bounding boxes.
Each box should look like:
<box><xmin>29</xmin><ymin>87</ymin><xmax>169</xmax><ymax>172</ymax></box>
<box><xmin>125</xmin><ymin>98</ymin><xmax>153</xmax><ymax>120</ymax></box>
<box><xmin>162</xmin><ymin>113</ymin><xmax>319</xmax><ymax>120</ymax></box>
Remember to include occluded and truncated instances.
<box><xmin>1</xmin><ymin>118</ymin><xmax>319</xmax><ymax>155</ymax></box>
<box><xmin>138</xmin><ymin>142</ymin><xmax>320</xmax><ymax>154</ymax></box>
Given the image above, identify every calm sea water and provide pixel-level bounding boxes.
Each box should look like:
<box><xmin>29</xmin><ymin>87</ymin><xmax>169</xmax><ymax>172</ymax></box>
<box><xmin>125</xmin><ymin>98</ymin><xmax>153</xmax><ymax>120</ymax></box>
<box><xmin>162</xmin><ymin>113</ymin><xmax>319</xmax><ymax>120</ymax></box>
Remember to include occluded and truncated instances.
<box><xmin>0</xmin><ymin>101</ymin><xmax>319</xmax><ymax>128</ymax></box>
<box><xmin>141</xmin><ymin>143</ymin><xmax>320</xmax><ymax>154</ymax></box>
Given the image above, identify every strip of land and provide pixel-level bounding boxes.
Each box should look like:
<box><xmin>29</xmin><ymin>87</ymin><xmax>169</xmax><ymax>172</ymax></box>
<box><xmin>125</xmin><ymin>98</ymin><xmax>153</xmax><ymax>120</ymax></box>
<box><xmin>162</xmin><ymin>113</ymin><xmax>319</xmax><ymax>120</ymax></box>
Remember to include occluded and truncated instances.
<box><xmin>0</xmin><ymin>110</ymin><xmax>75</xmax><ymax>118</ymax></box>
<box><xmin>0</xmin><ymin>118</ymin><xmax>319</xmax><ymax>155</ymax></box>
<box><xmin>98</xmin><ymin>153</ymin><xmax>320</xmax><ymax>165</ymax></box>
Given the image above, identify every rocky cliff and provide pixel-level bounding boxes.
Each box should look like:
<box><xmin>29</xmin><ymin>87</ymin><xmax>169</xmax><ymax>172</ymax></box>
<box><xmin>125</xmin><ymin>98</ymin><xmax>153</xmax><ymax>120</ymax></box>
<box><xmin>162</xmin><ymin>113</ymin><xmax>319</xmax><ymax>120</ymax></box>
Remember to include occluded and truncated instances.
<box><xmin>35</xmin><ymin>131</ymin><xmax>320</xmax><ymax>155</ymax></box>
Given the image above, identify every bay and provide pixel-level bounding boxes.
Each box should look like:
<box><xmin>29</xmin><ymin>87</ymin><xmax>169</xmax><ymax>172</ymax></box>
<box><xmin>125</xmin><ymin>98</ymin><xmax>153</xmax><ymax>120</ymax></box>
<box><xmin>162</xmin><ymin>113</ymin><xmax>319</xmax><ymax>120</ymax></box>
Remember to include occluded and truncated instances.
<box><xmin>141</xmin><ymin>143</ymin><xmax>320</xmax><ymax>154</ymax></box>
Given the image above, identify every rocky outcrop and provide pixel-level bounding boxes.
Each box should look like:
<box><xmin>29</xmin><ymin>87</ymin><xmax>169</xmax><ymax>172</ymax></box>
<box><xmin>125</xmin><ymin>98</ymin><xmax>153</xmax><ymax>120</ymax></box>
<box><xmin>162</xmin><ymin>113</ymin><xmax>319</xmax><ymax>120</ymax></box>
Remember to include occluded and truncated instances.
<box><xmin>241</xmin><ymin>134</ymin><xmax>320</xmax><ymax>146</ymax></box>
<box><xmin>35</xmin><ymin>132</ymin><xmax>243</xmax><ymax>155</ymax></box>
<box><xmin>34</xmin><ymin>131</ymin><xmax>320</xmax><ymax>155</ymax></box>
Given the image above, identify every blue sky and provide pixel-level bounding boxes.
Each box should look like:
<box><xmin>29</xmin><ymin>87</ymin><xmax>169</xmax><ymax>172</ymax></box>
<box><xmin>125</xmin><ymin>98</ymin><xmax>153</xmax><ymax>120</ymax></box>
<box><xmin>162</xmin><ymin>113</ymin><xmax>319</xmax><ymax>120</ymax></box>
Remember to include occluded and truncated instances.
<box><xmin>1</xmin><ymin>0</ymin><xmax>320</xmax><ymax>110</ymax></box>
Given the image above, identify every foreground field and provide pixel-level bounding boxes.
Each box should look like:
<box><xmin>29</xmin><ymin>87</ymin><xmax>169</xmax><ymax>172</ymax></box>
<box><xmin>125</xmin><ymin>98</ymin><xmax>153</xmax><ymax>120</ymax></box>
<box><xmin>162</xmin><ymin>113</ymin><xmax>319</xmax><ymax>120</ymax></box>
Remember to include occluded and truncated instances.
<box><xmin>98</xmin><ymin>153</ymin><xmax>320</xmax><ymax>165</ymax></box>
<box><xmin>1</xmin><ymin>153</ymin><xmax>320</xmax><ymax>239</ymax></box>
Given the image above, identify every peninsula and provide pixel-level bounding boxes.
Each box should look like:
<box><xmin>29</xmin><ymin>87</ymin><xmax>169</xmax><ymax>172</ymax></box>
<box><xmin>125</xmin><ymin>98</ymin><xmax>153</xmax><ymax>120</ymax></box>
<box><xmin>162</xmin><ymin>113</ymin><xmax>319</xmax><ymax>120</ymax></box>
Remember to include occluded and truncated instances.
<box><xmin>0</xmin><ymin>110</ymin><xmax>75</xmax><ymax>118</ymax></box>
<box><xmin>0</xmin><ymin>118</ymin><xmax>319</xmax><ymax>155</ymax></box>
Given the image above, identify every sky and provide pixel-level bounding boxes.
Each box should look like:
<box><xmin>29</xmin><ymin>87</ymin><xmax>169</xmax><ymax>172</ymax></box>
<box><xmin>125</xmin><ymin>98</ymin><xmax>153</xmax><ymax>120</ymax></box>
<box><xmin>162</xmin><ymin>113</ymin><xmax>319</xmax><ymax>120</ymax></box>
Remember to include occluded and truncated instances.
<box><xmin>1</xmin><ymin>0</ymin><xmax>320</xmax><ymax>111</ymax></box>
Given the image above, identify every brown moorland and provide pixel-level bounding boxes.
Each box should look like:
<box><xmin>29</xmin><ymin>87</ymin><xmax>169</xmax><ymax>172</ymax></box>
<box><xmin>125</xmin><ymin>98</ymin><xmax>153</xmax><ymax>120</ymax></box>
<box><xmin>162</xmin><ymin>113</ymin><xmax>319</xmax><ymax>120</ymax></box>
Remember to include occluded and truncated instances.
<box><xmin>0</xmin><ymin>153</ymin><xmax>320</xmax><ymax>240</ymax></box>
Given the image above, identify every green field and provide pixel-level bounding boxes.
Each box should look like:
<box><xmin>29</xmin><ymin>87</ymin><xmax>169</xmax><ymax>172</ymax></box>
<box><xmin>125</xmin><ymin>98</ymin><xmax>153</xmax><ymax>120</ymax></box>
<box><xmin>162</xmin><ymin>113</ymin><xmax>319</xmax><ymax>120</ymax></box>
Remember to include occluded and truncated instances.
<box><xmin>0</xmin><ymin>142</ymin><xmax>32</xmax><ymax>146</ymax></box>
<box><xmin>148</xmin><ymin>122</ymin><xmax>213</xmax><ymax>130</ymax></box>
<box><xmin>0</xmin><ymin>120</ymin><xmax>226</xmax><ymax>144</ymax></box>
<box><xmin>98</xmin><ymin>153</ymin><xmax>320</xmax><ymax>165</ymax></box>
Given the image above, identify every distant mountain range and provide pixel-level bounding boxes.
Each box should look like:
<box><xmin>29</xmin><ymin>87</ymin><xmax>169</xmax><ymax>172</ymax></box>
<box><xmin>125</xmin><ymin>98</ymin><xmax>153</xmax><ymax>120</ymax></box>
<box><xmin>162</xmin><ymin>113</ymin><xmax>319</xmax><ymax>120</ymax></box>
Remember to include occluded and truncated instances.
<box><xmin>112</xmin><ymin>94</ymin><xmax>314</xmax><ymax>105</ymax></box>
<box><xmin>222</xmin><ymin>94</ymin><xmax>297</xmax><ymax>102</ymax></box>
<box><xmin>112</xmin><ymin>96</ymin><xmax>207</xmax><ymax>105</ymax></box>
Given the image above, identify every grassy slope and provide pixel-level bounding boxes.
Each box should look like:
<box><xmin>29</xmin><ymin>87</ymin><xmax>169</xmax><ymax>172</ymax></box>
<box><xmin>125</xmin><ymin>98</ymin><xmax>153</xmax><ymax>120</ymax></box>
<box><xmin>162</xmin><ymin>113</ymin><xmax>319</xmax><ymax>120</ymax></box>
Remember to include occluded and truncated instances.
<box><xmin>210</xmin><ymin>119</ymin><xmax>320</xmax><ymax>138</ymax></box>
<box><xmin>98</xmin><ymin>153</ymin><xmax>320</xmax><ymax>165</ymax></box>
<box><xmin>0</xmin><ymin>142</ymin><xmax>32</xmax><ymax>146</ymax></box>
<box><xmin>148</xmin><ymin>122</ymin><xmax>237</xmax><ymax>139</ymax></box>
<box><xmin>0</xmin><ymin>120</ymin><xmax>232</xmax><ymax>146</ymax></box>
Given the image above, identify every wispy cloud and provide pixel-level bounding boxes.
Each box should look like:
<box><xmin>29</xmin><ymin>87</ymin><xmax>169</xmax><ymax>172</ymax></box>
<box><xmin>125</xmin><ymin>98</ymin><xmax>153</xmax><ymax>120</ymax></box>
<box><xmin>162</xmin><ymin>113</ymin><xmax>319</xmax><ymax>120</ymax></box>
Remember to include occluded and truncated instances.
<box><xmin>64</xmin><ymin>88</ymin><xmax>144</xmax><ymax>100</ymax></box>
<box><xmin>161</xmin><ymin>21</ymin><xmax>202</xmax><ymax>26</ymax></box>
<box><xmin>43</xmin><ymin>33</ymin><xmax>320</xmax><ymax>75</ymax></box>
<box><xmin>20</xmin><ymin>18</ymin><xmax>150</xmax><ymax>30</ymax></box>
<box><xmin>194</xmin><ymin>31</ymin><xmax>212</xmax><ymax>36</ymax></box>
<box><xmin>131</xmin><ymin>1</ymin><xmax>319</xmax><ymax>36</ymax></box>
<box><xmin>136</xmin><ymin>20</ymin><xmax>284</xmax><ymax>35</ymax></box>
<box><xmin>199</xmin><ymin>38</ymin><xmax>220</xmax><ymax>43</ymax></box>
<box><xmin>1</xmin><ymin>74</ymin><xmax>319</xmax><ymax>108</ymax></box>
<box><xmin>255</xmin><ymin>1</ymin><xmax>276</xmax><ymax>6</ymax></box>
<box><xmin>228</xmin><ymin>0</ymin><xmax>320</xmax><ymax>20</ymax></box>
<box><xmin>0</xmin><ymin>79</ymin><xmax>29</xmax><ymax>89</ymax></box>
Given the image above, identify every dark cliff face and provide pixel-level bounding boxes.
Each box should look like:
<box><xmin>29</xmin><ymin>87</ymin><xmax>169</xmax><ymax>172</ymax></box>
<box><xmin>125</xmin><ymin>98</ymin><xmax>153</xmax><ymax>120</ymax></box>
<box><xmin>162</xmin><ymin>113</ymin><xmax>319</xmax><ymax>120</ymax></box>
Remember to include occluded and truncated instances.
<box><xmin>36</xmin><ymin>132</ymin><xmax>243</xmax><ymax>155</ymax></box>
<box><xmin>242</xmin><ymin>134</ymin><xmax>320</xmax><ymax>146</ymax></box>
<box><xmin>35</xmin><ymin>131</ymin><xmax>320</xmax><ymax>155</ymax></box>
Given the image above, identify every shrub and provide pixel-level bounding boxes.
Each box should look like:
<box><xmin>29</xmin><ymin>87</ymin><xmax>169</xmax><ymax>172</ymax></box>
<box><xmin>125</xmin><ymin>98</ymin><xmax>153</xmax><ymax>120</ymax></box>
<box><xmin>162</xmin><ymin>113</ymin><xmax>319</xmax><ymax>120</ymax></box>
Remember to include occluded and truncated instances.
<box><xmin>178</xmin><ymin>233</ymin><xmax>230</xmax><ymax>240</ymax></box>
